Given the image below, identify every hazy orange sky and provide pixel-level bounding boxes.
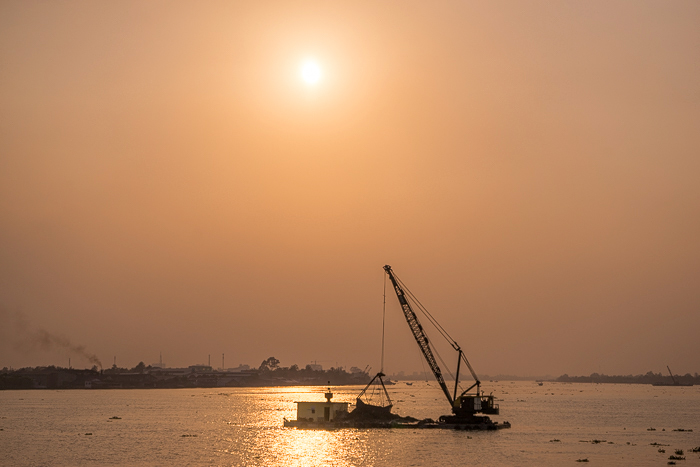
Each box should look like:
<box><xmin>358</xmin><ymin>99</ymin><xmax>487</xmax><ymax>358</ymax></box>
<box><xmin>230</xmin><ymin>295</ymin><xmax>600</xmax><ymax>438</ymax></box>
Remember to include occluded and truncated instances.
<box><xmin>1</xmin><ymin>1</ymin><xmax>699</xmax><ymax>377</ymax></box>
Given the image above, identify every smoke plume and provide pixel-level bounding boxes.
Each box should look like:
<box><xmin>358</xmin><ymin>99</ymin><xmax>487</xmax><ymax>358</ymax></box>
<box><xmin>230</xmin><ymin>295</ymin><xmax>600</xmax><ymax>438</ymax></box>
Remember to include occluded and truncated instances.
<box><xmin>1</xmin><ymin>308</ymin><xmax>102</xmax><ymax>368</ymax></box>
<box><xmin>32</xmin><ymin>329</ymin><xmax>103</xmax><ymax>368</ymax></box>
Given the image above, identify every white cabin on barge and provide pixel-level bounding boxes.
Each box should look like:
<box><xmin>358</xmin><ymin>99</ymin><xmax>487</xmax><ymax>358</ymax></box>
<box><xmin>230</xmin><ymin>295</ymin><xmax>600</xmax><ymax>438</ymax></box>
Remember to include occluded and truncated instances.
<box><xmin>284</xmin><ymin>385</ymin><xmax>348</xmax><ymax>427</ymax></box>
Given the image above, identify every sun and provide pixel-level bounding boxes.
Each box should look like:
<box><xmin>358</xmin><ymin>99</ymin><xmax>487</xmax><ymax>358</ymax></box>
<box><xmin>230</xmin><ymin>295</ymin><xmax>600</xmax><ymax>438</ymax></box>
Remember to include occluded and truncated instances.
<box><xmin>300</xmin><ymin>59</ymin><xmax>322</xmax><ymax>85</ymax></box>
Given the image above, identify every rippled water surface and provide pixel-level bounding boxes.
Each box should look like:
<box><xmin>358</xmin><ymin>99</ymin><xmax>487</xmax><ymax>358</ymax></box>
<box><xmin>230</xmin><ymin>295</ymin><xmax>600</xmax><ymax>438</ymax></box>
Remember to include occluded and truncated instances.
<box><xmin>1</xmin><ymin>382</ymin><xmax>699</xmax><ymax>466</ymax></box>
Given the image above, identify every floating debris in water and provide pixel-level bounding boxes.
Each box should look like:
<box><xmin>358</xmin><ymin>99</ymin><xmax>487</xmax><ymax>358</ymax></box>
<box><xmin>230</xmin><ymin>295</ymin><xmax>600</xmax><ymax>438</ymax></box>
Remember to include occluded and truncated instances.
<box><xmin>647</xmin><ymin>427</ymin><xmax>656</xmax><ymax>431</ymax></box>
<box><xmin>674</xmin><ymin>450</ymin><xmax>683</xmax><ymax>455</ymax></box>
<box><xmin>85</xmin><ymin>433</ymin><xmax>92</xmax><ymax>436</ymax></box>
<box><xmin>690</xmin><ymin>446</ymin><xmax>700</xmax><ymax>452</ymax></box>
<box><xmin>650</xmin><ymin>443</ymin><xmax>670</xmax><ymax>446</ymax></box>
<box><xmin>658</xmin><ymin>448</ymin><xmax>666</xmax><ymax>453</ymax></box>
<box><xmin>575</xmin><ymin>458</ymin><xmax>589</xmax><ymax>463</ymax></box>
<box><xmin>109</xmin><ymin>416</ymin><xmax>121</xmax><ymax>420</ymax></box>
<box><xmin>181</xmin><ymin>434</ymin><xmax>198</xmax><ymax>437</ymax></box>
<box><xmin>549</xmin><ymin>439</ymin><xmax>561</xmax><ymax>443</ymax></box>
<box><xmin>668</xmin><ymin>455</ymin><xmax>685</xmax><ymax>461</ymax></box>
<box><xmin>672</xmin><ymin>428</ymin><xmax>692</xmax><ymax>432</ymax></box>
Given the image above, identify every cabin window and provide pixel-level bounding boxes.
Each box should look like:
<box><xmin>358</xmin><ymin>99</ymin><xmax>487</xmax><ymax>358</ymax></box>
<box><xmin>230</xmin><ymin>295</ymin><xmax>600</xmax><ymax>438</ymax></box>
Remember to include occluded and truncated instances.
<box><xmin>311</xmin><ymin>408</ymin><xmax>315</xmax><ymax>414</ymax></box>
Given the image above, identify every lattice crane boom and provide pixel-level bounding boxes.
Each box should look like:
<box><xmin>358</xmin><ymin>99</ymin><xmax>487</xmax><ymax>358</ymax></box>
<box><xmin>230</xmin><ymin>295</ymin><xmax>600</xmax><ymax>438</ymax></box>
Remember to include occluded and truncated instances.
<box><xmin>383</xmin><ymin>265</ymin><xmax>455</xmax><ymax>406</ymax></box>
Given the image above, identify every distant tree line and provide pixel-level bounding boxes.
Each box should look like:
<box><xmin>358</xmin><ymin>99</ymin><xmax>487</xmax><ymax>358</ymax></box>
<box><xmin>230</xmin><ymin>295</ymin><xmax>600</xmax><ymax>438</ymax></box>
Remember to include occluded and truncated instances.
<box><xmin>256</xmin><ymin>356</ymin><xmax>368</xmax><ymax>384</ymax></box>
<box><xmin>556</xmin><ymin>371</ymin><xmax>700</xmax><ymax>385</ymax></box>
<box><xmin>0</xmin><ymin>358</ymin><xmax>370</xmax><ymax>389</ymax></box>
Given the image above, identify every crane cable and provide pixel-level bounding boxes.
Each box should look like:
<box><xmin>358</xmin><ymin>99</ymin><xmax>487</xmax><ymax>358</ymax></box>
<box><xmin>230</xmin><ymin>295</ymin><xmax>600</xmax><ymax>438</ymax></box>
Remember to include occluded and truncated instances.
<box><xmin>381</xmin><ymin>272</ymin><xmax>386</xmax><ymax>373</ymax></box>
<box><xmin>394</xmin><ymin>271</ymin><xmax>479</xmax><ymax>393</ymax></box>
<box><xmin>395</xmin><ymin>274</ymin><xmax>458</xmax><ymax>349</ymax></box>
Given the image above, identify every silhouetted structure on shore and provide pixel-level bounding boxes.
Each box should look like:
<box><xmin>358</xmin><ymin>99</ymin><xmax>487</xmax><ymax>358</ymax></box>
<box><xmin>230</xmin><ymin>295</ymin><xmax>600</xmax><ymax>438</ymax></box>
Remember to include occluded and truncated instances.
<box><xmin>0</xmin><ymin>359</ymin><xmax>370</xmax><ymax>390</ymax></box>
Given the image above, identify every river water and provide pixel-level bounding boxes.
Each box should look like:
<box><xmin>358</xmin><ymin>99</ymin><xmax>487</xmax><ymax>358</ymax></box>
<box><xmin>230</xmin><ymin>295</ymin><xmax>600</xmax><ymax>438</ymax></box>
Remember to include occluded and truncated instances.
<box><xmin>1</xmin><ymin>381</ymin><xmax>698</xmax><ymax>466</ymax></box>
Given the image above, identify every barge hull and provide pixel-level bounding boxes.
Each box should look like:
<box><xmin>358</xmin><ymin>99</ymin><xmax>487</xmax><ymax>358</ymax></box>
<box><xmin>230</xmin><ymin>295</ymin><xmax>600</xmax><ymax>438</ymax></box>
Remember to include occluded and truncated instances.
<box><xmin>283</xmin><ymin>419</ymin><xmax>511</xmax><ymax>430</ymax></box>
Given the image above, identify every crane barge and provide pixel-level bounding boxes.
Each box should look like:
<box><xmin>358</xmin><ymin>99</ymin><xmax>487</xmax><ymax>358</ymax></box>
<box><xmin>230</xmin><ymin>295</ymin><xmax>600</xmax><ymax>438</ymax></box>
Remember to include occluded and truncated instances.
<box><xmin>384</xmin><ymin>265</ymin><xmax>510</xmax><ymax>429</ymax></box>
<box><xmin>283</xmin><ymin>266</ymin><xmax>510</xmax><ymax>430</ymax></box>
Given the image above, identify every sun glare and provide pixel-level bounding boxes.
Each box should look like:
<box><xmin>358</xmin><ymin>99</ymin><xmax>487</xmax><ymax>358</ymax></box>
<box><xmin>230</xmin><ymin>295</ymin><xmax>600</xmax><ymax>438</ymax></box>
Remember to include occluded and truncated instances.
<box><xmin>300</xmin><ymin>60</ymin><xmax>322</xmax><ymax>85</ymax></box>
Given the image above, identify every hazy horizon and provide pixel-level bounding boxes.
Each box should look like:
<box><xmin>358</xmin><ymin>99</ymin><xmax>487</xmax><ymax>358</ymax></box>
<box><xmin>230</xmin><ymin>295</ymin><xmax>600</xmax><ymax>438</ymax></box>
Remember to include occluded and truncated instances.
<box><xmin>1</xmin><ymin>1</ymin><xmax>699</xmax><ymax>377</ymax></box>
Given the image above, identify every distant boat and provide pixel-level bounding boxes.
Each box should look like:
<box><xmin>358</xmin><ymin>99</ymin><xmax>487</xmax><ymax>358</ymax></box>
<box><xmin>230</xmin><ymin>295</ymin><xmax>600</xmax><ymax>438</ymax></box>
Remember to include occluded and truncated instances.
<box><xmin>652</xmin><ymin>366</ymin><xmax>693</xmax><ymax>387</ymax></box>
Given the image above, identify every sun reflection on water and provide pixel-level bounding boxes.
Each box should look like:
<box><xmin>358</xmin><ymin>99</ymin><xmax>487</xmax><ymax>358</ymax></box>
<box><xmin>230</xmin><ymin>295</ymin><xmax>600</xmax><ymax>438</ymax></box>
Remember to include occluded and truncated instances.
<box><xmin>213</xmin><ymin>386</ymin><xmax>378</xmax><ymax>466</ymax></box>
<box><xmin>267</xmin><ymin>429</ymin><xmax>363</xmax><ymax>467</ymax></box>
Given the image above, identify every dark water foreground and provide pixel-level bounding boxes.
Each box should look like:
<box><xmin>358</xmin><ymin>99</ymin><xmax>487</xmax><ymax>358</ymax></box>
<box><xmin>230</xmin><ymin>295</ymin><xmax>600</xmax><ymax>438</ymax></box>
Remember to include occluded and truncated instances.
<box><xmin>1</xmin><ymin>381</ymin><xmax>698</xmax><ymax>466</ymax></box>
